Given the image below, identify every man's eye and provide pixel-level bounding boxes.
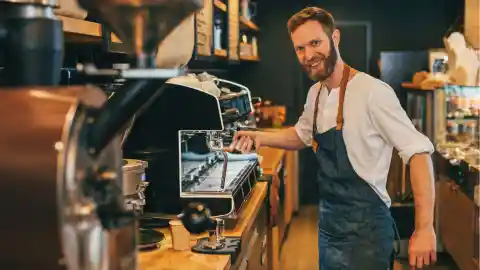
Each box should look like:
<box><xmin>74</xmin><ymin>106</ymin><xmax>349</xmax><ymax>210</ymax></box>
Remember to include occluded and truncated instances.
<box><xmin>311</xmin><ymin>40</ymin><xmax>321</xmax><ymax>47</ymax></box>
<box><xmin>295</xmin><ymin>47</ymin><xmax>305</xmax><ymax>53</ymax></box>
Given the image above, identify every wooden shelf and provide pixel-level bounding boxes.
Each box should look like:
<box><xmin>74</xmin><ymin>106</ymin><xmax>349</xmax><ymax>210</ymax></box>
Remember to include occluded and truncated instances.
<box><xmin>214</xmin><ymin>0</ymin><xmax>227</xmax><ymax>12</ymax></box>
<box><xmin>59</xmin><ymin>15</ymin><xmax>122</xmax><ymax>43</ymax></box>
<box><xmin>240</xmin><ymin>55</ymin><xmax>260</xmax><ymax>61</ymax></box>
<box><xmin>214</xmin><ymin>48</ymin><xmax>228</xmax><ymax>57</ymax></box>
<box><xmin>401</xmin><ymin>82</ymin><xmax>436</xmax><ymax>91</ymax></box>
<box><xmin>240</xmin><ymin>16</ymin><xmax>259</xmax><ymax>31</ymax></box>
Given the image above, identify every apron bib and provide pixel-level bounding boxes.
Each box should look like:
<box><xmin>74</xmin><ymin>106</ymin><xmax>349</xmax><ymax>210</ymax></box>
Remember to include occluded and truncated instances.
<box><xmin>312</xmin><ymin>65</ymin><xmax>398</xmax><ymax>270</ymax></box>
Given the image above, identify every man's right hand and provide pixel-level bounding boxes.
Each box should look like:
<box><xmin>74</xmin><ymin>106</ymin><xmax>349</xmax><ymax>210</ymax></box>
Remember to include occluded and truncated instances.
<box><xmin>228</xmin><ymin>131</ymin><xmax>261</xmax><ymax>153</ymax></box>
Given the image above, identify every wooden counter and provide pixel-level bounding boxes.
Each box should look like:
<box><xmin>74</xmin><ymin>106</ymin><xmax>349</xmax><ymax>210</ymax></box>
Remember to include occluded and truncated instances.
<box><xmin>258</xmin><ymin>145</ymin><xmax>299</xmax><ymax>270</ymax></box>
<box><xmin>401</xmin><ymin>82</ymin><xmax>438</xmax><ymax>91</ymax></box>
<box><xmin>437</xmin><ymin>178</ymin><xmax>479</xmax><ymax>270</ymax></box>
<box><xmin>258</xmin><ymin>147</ymin><xmax>286</xmax><ymax>176</ymax></box>
<box><xmin>137</xmin><ymin>131</ymin><xmax>299</xmax><ymax>270</ymax></box>
<box><xmin>139</xmin><ymin>182</ymin><xmax>268</xmax><ymax>270</ymax></box>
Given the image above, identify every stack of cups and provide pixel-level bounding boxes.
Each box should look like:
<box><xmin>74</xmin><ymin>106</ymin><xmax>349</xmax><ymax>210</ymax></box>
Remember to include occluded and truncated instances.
<box><xmin>169</xmin><ymin>220</ymin><xmax>191</xmax><ymax>251</ymax></box>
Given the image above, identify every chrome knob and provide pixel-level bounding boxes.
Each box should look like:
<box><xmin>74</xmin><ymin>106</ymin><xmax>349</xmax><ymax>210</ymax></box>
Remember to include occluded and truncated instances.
<box><xmin>449</xmin><ymin>159</ymin><xmax>461</xmax><ymax>166</ymax></box>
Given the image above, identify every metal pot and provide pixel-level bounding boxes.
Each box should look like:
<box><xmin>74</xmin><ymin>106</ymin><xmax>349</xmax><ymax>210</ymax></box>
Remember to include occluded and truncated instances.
<box><xmin>123</xmin><ymin>159</ymin><xmax>149</xmax><ymax>214</ymax></box>
<box><xmin>122</xmin><ymin>159</ymin><xmax>148</xmax><ymax>196</ymax></box>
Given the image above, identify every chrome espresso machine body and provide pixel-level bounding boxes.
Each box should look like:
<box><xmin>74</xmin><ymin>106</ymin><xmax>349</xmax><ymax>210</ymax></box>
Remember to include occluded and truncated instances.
<box><xmin>123</xmin><ymin>76</ymin><xmax>262</xmax><ymax>226</ymax></box>
<box><xmin>178</xmin><ymin>78</ymin><xmax>261</xmax><ymax>221</ymax></box>
<box><xmin>0</xmin><ymin>0</ymin><xmax>203</xmax><ymax>269</ymax></box>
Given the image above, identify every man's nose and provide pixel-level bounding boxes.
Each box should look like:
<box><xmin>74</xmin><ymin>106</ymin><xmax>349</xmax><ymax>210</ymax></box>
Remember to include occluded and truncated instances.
<box><xmin>304</xmin><ymin>46</ymin><xmax>315</xmax><ymax>61</ymax></box>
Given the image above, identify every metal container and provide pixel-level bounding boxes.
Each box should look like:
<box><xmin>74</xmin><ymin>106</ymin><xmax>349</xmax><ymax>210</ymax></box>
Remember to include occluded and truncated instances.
<box><xmin>122</xmin><ymin>159</ymin><xmax>148</xmax><ymax>196</ymax></box>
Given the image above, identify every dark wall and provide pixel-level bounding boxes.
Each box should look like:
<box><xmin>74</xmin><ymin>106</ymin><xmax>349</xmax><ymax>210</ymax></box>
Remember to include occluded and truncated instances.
<box><xmin>231</xmin><ymin>0</ymin><xmax>464</xmax><ymax>205</ymax></box>
<box><xmin>232</xmin><ymin>0</ymin><xmax>464</xmax><ymax>123</ymax></box>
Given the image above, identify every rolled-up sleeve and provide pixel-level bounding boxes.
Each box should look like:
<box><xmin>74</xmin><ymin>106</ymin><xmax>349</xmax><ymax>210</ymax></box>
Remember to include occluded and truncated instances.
<box><xmin>294</xmin><ymin>84</ymin><xmax>320</xmax><ymax>147</ymax></box>
<box><xmin>368</xmin><ymin>83</ymin><xmax>434</xmax><ymax>164</ymax></box>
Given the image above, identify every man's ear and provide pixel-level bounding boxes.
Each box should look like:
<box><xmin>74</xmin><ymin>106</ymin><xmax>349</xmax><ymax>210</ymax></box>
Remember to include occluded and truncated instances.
<box><xmin>332</xmin><ymin>28</ymin><xmax>340</xmax><ymax>46</ymax></box>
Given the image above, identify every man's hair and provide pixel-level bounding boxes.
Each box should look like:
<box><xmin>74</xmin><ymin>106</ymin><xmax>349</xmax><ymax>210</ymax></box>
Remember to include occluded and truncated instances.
<box><xmin>287</xmin><ymin>7</ymin><xmax>335</xmax><ymax>36</ymax></box>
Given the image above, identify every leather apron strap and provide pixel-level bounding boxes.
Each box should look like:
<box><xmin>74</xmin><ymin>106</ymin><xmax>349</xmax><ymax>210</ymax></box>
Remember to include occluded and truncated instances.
<box><xmin>311</xmin><ymin>64</ymin><xmax>351</xmax><ymax>151</ymax></box>
<box><xmin>336</xmin><ymin>65</ymin><xmax>351</xmax><ymax>130</ymax></box>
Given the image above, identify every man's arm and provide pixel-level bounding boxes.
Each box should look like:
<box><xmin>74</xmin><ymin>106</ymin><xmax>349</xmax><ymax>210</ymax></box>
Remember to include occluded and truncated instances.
<box><xmin>368</xmin><ymin>82</ymin><xmax>436</xmax><ymax>267</ymax></box>
<box><xmin>409</xmin><ymin>153</ymin><xmax>435</xmax><ymax>230</ymax></box>
<box><xmin>368</xmin><ymin>83</ymin><xmax>435</xmax><ymax>227</ymax></box>
<box><xmin>235</xmin><ymin>127</ymin><xmax>307</xmax><ymax>151</ymax></box>
<box><xmin>232</xmin><ymin>84</ymin><xmax>320</xmax><ymax>152</ymax></box>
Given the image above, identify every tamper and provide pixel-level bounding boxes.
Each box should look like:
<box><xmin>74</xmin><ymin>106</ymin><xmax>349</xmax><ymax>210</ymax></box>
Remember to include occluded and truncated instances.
<box><xmin>179</xmin><ymin>203</ymin><xmax>242</xmax><ymax>262</ymax></box>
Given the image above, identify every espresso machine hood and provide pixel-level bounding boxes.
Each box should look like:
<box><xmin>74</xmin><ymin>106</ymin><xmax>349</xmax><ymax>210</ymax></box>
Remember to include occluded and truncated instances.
<box><xmin>0</xmin><ymin>0</ymin><xmax>203</xmax><ymax>269</ymax></box>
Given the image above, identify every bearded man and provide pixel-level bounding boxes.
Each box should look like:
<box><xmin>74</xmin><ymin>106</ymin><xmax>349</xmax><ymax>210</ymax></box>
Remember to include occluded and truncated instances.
<box><xmin>229</xmin><ymin>7</ymin><xmax>437</xmax><ymax>270</ymax></box>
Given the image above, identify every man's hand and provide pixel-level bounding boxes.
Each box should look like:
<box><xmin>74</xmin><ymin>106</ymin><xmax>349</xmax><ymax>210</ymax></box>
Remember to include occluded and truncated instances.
<box><xmin>228</xmin><ymin>131</ymin><xmax>260</xmax><ymax>153</ymax></box>
<box><xmin>408</xmin><ymin>227</ymin><xmax>437</xmax><ymax>269</ymax></box>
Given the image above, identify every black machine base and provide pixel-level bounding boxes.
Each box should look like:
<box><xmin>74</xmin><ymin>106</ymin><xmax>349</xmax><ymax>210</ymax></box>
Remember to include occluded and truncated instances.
<box><xmin>140</xmin><ymin>216</ymin><xmax>171</xmax><ymax>229</ymax></box>
<box><xmin>139</xmin><ymin>229</ymin><xmax>165</xmax><ymax>251</ymax></box>
<box><xmin>191</xmin><ymin>237</ymin><xmax>241</xmax><ymax>264</ymax></box>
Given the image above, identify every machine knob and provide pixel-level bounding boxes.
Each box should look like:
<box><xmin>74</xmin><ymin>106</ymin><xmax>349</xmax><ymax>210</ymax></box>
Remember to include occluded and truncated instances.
<box><xmin>207</xmin><ymin>156</ymin><xmax>216</xmax><ymax>165</ymax></box>
<box><xmin>197</xmin><ymin>164</ymin><xmax>206</xmax><ymax>173</ymax></box>
<box><xmin>179</xmin><ymin>202</ymin><xmax>216</xmax><ymax>234</ymax></box>
<box><xmin>449</xmin><ymin>159</ymin><xmax>462</xmax><ymax>166</ymax></box>
<box><xmin>186</xmin><ymin>173</ymin><xmax>198</xmax><ymax>182</ymax></box>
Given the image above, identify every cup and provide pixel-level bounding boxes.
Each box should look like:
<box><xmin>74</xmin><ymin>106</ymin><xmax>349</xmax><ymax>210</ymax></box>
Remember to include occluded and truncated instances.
<box><xmin>169</xmin><ymin>220</ymin><xmax>191</xmax><ymax>251</ymax></box>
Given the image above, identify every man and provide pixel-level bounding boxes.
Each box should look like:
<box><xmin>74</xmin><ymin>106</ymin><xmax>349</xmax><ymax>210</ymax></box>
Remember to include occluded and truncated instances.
<box><xmin>229</xmin><ymin>7</ymin><xmax>437</xmax><ymax>270</ymax></box>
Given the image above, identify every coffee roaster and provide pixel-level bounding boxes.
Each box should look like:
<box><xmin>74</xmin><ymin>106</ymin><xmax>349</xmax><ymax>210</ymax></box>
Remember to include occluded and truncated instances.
<box><xmin>0</xmin><ymin>0</ymin><xmax>203</xmax><ymax>268</ymax></box>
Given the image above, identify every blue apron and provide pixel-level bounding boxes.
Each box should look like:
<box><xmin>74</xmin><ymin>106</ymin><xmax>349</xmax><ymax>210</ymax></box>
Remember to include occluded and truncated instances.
<box><xmin>312</xmin><ymin>65</ymin><xmax>396</xmax><ymax>270</ymax></box>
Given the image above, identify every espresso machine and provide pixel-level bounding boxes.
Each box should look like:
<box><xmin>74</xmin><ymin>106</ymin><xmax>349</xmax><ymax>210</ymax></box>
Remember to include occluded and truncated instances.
<box><xmin>122</xmin><ymin>74</ymin><xmax>261</xmax><ymax>259</ymax></box>
<box><xmin>0</xmin><ymin>0</ymin><xmax>203</xmax><ymax>269</ymax></box>
<box><xmin>123</xmin><ymin>75</ymin><xmax>261</xmax><ymax>220</ymax></box>
<box><xmin>176</xmin><ymin>78</ymin><xmax>262</xmax><ymax>259</ymax></box>
<box><xmin>176</xmin><ymin>77</ymin><xmax>261</xmax><ymax>222</ymax></box>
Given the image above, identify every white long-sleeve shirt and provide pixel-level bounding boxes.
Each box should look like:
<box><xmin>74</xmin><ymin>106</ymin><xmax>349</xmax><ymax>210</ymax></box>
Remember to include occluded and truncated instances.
<box><xmin>295</xmin><ymin>72</ymin><xmax>434</xmax><ymax>207</ymax></box>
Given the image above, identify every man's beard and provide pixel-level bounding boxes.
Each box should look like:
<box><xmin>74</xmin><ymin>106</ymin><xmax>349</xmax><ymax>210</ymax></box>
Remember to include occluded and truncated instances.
<box><xmin>305</xmin><ymin>38</ymin><xmax>338</xmax><ymax>81</ymax></box>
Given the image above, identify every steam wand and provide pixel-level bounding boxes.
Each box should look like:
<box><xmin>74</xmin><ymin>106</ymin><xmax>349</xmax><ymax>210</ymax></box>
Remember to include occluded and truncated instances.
<box><xmin>220</xmin><ymin>152</ymin><xmax>228</xmax><ymax>190</ymax></box>
<box><xmin>206</xmin><ymin>135</ymin><xmax>229</xmax><ymax>191</ymax></box>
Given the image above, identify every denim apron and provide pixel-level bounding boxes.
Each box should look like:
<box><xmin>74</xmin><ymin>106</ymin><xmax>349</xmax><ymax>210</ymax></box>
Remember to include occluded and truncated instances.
<box><xmin>312</xmin><ymin>65</ymin><xmax>396</xmax><ymax>270</ymax></box>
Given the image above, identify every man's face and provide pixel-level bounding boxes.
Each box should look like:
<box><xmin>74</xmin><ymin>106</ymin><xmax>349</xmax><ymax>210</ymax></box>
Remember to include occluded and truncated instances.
<box><xmin>291</xmin><ymin>20</ymin><xmax>338</xmax><ymax>81</ymax></box>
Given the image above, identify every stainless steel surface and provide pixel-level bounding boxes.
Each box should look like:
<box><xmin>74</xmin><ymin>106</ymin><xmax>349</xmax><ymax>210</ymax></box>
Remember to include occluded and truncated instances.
<box><xmin>182</xmin><ymin>159</ymin><xmax>254</xmax><ymax>193</ymax></box>
<box><xmin>198</xmin><ymin>218</ymin><xmax>227</xmax><ymax>249</ymax></box>
<box><xmin>79</xmin><ymin>64</ymin><xmax>186</xmax><ymax>79</ymax></box>
<box><xmin>203</xmin><ymin>230</ymin><xmax>225</xmax><ymax>250</ymax></box>
<box><xmin>0</xmin><ymin>86</ymin><xmax>136</xmax><ymax>269</ymax></box>
<box><xmin>216</xmin><ymin>218</ymin><xmax>225</xmax><ymax>242</ymax></box>
<box><xmin>0</xmin><ymin>0</ymin><xmax>57</xmax><ymax>6</ymax></box>
<box><xmin>77</xmin><ymin>0</ymin><xmax>203</xmax><ymax>68</ymax></box>
<box><xmin>125</xmin><ymin>181</ymin><xmax>149</xmax><ymax>214</ymax></box>
<box><xmin>122</xmin><ymin>159</ymin><xmax>148</xmax><ymax>214</ymax></box>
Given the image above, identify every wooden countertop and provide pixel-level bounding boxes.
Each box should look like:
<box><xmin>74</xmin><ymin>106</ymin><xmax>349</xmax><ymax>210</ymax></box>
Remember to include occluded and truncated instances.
<box><xmin>138</xmin><ymin>182</ymin><xmax>268</xmax><ymax>270</ymax></box>
<box><xmin>256</xmin><ymin>127</ymin><xmax>289</xmax><ymax>176</ymax></box>
<box><xmin>258</xmin><ymin>147</ymin><xmax>286</xmax><ymax>176</ymax></box>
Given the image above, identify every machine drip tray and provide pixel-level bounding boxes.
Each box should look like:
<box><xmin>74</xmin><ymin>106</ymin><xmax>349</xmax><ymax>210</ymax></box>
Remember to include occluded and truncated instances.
<box><xmin>139</xmin><ymin>229</ymin><xmax>165</xmax><ymax>251</ymax></box>
<box><xmin>191</xmin><ymin>237</ymin><xmax>241</xmax><ymax>264</ymax></box>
